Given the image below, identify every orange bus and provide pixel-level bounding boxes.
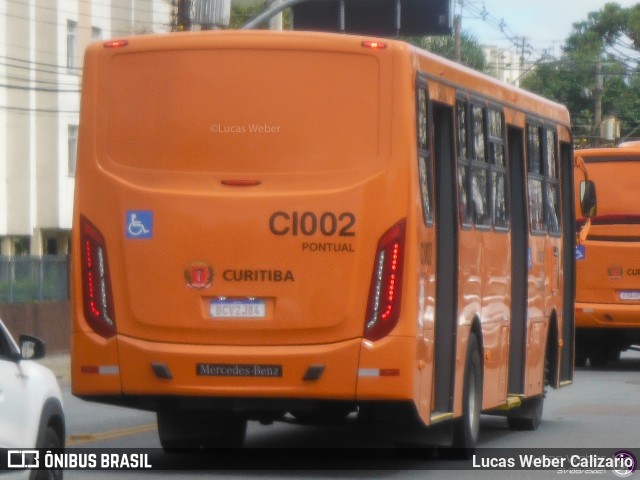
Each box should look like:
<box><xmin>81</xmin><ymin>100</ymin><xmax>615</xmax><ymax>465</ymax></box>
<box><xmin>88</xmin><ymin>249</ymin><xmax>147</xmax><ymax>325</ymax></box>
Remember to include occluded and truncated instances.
<box><xmin>574</xmin><ymin>142</ymin><xmax>640</xmax><ymax>367</ymax></box>
<box><xmin>71</xmin><ymin>30</ymin><xmax>584</xmax><ymax>451</ymax></box>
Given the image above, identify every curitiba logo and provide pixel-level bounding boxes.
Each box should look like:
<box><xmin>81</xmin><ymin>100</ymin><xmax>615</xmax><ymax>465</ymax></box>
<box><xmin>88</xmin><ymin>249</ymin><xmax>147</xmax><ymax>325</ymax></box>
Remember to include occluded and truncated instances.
<box><xmin>184</xmin><ymin>262</ymin><xmax>214</xmax><ymax>289</ymax></box>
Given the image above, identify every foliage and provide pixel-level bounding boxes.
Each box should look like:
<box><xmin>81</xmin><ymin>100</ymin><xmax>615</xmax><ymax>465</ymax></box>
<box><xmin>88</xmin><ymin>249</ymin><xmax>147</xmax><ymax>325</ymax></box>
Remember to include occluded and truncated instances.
<box><xmin>406</xmin><ymin>31</ymin><xmax>489</xmax><ymax>74</ymax></box>
<box><xmin>229</xmin><ymin>2</ymin><xmax>291</xmax><ymax>30</ymax></box>
<box><xmin>229</xmin><ymin>2</ymin><xmax>265</xmax><ymax>29</ymax></box>
<box><xmin>520</xmin><ymin>2</ymin><xmax>640</xmax><ymax>145</ymax></box>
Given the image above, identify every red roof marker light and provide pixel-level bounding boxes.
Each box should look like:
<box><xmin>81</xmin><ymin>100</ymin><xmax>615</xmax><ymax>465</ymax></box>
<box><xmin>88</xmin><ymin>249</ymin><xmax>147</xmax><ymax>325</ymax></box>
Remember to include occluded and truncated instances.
<box><xmin>361</xmin><ymin>40</ymin><xmax>387</xmax><ymax>49</ymax></box>
<box><xmin>104</xmin><ymin>39</ymin><xmax>129</xmax><ymax>48</ymax></box>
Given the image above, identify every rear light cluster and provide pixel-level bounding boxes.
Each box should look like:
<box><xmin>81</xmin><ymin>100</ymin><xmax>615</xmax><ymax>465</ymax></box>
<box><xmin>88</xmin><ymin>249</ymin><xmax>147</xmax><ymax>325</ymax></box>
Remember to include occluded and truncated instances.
<box><xmin>364</xmin><ymin>219</ymin><xmax>406</xmax><ymax>341</ymax></box>
<box><xmin>80</xmin><ymin>216</ymin><xmax>116</xmax><ymax>338</ymax></box>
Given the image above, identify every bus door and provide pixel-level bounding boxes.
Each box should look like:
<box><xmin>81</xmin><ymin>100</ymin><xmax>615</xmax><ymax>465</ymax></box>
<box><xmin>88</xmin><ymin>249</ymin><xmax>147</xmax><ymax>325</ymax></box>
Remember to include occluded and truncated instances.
<box><xmin>559</xmin><ymin>141</ymin><xmax>575</xmax><ymax>384</ymax></box>
<box><xmin>507</xmin><ymin>126</ymin><xmax>528</xmax><ymax>395</ymax></box>
<box><xmin>432</xmin><ymin>103</ymin><xmax>458</xmax><ymax>416</ymax></box>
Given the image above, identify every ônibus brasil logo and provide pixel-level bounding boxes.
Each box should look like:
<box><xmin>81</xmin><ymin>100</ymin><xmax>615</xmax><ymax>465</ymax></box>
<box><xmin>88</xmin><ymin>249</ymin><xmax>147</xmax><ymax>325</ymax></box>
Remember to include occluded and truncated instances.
<box><xmin>613</xmin><ymin>450</ymin><xmax>637</xmax><ymax>478</ymax></box>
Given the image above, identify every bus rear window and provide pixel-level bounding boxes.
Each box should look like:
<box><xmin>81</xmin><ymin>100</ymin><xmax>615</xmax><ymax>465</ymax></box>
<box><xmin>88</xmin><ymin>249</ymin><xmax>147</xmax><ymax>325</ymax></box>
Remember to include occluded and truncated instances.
<box><xmin>106</xmin><ymin>50</ymin><xmax>380</xmax><ymax>173</ymax></box>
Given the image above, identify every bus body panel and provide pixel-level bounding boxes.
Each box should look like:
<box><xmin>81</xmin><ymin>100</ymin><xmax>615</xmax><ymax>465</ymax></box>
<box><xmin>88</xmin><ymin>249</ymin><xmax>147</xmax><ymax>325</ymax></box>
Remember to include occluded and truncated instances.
<box><xmin>574</xmin><ymin>148</ymin><xmax>640</xmax><ymax>361</ymax></box>
<box><xmin>71</xmin><ymin>331</ymin><xmax>122</xmax><ymax>395</ymax></box>
<box><xmin>72</xmin><ymin>30</ymin><xmax>574</xmax><ymax>443</ymax></box>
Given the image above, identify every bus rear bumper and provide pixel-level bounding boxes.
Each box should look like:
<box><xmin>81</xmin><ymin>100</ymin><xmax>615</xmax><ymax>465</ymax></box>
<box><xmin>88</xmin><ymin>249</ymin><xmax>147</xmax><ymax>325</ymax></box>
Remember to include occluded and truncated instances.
<box><xmin>72</xmin><ymin>333</ymin><xmax>417</xmax><ymax>404</ymax></box>
<box><xmin>115</xmin><ymin>335</ymin><xmax>363</xmax><ymax>399</ymax></box>
<box><xmin>575</xmin><ymin>302</ymin><xmax>640</xmax><ymax>328</ymax></box>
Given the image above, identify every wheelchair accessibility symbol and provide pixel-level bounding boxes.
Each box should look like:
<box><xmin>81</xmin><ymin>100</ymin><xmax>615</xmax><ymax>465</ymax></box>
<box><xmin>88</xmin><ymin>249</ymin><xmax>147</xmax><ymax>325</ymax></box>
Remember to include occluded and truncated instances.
<box><xmin>126</xmin><ymin>210</ymin><xmax>153</xmax><ymax>239</ymax></box>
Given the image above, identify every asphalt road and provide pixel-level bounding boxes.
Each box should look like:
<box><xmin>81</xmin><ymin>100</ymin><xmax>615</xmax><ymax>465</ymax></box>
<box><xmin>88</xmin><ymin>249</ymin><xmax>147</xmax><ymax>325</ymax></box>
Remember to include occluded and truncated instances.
<box><xmin>52</xmin><ymin>350</ymin><xmax>640</xmax><ymax>479</ymax></box>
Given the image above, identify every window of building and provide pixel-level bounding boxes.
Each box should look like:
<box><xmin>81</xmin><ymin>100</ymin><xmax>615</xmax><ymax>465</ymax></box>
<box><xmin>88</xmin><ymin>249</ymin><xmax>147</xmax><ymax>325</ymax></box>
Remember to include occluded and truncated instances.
<box><xmin>68</xmin><ymin>125</ymin><xmax>78</xmax><ymax>176</ymax></box>
<box><xmin>67</xmin><ymin>20</ymin><xmax>77</xmax><ymax>72</ymax></box>
<box><xmin>46</xmin><ymin>238</ymin><xmax>58</xmax><ymax>255</ymax></box>
<box><xmin>14</xmin><ymin>237</ymin><xmax>30</xmax><ymax>256</ymax></box>
<box><xmin>92</xmin><ymin>26</ymin><xmax>102</xmax><ymax>42</ymax></box>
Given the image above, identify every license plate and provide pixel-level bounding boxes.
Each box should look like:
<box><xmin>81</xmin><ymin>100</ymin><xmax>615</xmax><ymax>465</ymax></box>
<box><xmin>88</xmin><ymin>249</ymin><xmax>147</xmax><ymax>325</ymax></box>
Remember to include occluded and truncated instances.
<box><xmin>210</xmin><ymin>298</ymin><xmax>266</xmax><ymax>318</ymax></box>
<box><xmin>619</xmin><ymin>291</ymin><xmax>640</xmax><ymax>301</ymax></box>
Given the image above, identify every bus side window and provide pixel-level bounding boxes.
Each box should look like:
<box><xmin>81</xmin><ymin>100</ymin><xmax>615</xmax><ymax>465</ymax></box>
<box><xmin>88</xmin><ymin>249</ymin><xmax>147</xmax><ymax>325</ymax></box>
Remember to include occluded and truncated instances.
<box><xmin>489</xmin><ymin>108</ymin><xmax>509</xmax><ymax>230</ymax></box>
<box><xmin>471</xmin><ymin>104</ymin><xmax>490</xmax><ymax>228</ymax></box>
<box><xmin>456</xmin><ymin>100</ymin><xmax>472</xmax><ymax>227</ymax></box>
<box><xmin>417</xmin><ymin>84</ymin><xmax>433</xmax><ymax>225</ymax></box>
<box><xmin>544</xmin><ymin>129</ymin><xmax>561</xmax><ymax>235</ymax></box>
<box><xmin>526</xmin><ymin>123</ymin><xmax>546</xmax><ymax>233</ymax></box>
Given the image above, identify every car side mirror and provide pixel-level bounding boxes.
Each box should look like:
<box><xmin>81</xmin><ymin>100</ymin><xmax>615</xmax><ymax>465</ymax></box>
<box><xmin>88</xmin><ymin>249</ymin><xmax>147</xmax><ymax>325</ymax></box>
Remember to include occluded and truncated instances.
<box><xmin>580</xmin><ymin>180</ymin><xmax>597</xmax><ymax>218</ymax></box>
<box><xmin>19</xmin><ymin>335</ymin><xmax>46</xmax><ymax>360</ymax></box>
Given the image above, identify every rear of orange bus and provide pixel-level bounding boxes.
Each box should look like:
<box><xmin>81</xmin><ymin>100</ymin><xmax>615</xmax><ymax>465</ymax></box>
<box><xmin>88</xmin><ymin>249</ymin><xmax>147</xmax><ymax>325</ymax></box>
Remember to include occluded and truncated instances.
<box><xmin>71</xmin><ymin>31</ymin><xmax>427</xmax><ymax>447</ymax></box>
<box><xmin>574</xmin><ymin>145</ymin><xmax>640</xmax><ymax>366</ymax></box>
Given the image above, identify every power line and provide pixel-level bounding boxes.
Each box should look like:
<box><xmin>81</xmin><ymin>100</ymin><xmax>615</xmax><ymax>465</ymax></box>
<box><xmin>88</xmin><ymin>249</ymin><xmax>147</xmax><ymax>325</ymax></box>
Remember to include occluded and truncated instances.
<box><xmin>0</xmin><ymin>83</ymin><xmax>80</xmax><ymax>93</ymax></box>
<box><xmin>0</xmin><ymin>105</ymin><xmax>79</xmax><ymax>115</ymax></box>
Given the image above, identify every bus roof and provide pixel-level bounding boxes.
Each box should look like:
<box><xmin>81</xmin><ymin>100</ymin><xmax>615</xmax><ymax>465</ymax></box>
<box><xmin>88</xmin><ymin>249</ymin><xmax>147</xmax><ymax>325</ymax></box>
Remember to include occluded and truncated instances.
<box><xmin>90</xmin><ymin>30</ymin><xmax>570</xmax><ymax>128</ymax></box>
<box><xmin>576</xmin><ymin>145</ymin><xmax>640</xmax><ymax>164</ymax></box>
<box><xmin>407</xmin><ymin>43</ymin><xmax>571</xmax><ymax>127</ymax></box>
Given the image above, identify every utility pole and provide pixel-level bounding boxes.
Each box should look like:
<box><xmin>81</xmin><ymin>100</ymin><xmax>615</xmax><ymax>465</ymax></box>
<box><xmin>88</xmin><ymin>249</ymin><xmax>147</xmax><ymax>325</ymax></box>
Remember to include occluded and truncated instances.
<box><xmin>519</xmin><ymin>37</ymin><xmax>525</xmax><ymax>83</ymax></box>
<box><xmin>269</xmin><ymin>0</ymin><xmax>283</xmax><ymax>31</ymax></box>
<box><xmin>173</xmin><ymin>0</ymin><xmax>192</xmax><ymax>31</ymax></box>
<box><xmin>453</xmin><ymin>14</ymin><xmax>461</xmax><ymax>62</ymax></box>
<box><xmin>594</xmin><ymin>57</ymin><xmax>603</xmax><ymax>146</ymax></box>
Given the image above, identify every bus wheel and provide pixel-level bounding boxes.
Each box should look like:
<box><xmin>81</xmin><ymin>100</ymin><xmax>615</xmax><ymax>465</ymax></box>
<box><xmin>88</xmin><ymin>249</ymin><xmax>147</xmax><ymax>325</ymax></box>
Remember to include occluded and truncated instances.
<box><xmin>574</xmin><ymin>354</ymin><xmax>587</xmax><ymax>368</ymax></box>
<box><xmin>451</xmin><ymin>333</ymin><xmax>482</xmax><ymax>455</ymax></box>
<box><xmin>157</xmin><ymin>409</ymin><xmax>247</xmax><ymax>450</ymax></box>
<box><xmin>157</xmin><ymin>409</ymin><xmax>200</xmax><ymax>451</ymax></box>
<box><xmin>589</xmin><ymin>349</ymin><xmax>609</xmax><ymax>368</ymax></box>
<box><xmin>507</xmin><ymin>395</ymin><xmax>544</xmax><ymax>431</ymax></box>
<box><xmin>608</xmin><ymin>349</ymin><xmax>622</xmax><ymax>363</ymax></box>
<box><xmin>202</xmin><ymin>414</ymin><xmax>247</xmax><ymax>449</ymax></box>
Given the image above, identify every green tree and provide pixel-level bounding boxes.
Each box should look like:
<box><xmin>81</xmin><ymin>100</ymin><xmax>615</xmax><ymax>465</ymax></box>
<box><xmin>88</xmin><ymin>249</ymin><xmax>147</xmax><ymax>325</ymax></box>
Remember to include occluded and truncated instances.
<box><xmin>407</xmin><ymin>31</ymin><xmax>489</xmax><ymax>73</ymax></box>
<box><xmin>229</xmin><ymin>2</ymin><xmax>291</xmax><ymax>30</ymax></box>
<box><xmin>229</xmin><ymin>2</ymin><xmax>266</xmax><ymax>29</ymax></box>
<box><xmin>521</xmin><ymin>2</ymin><xmax>640</xmax><ymax>146</ymax></box>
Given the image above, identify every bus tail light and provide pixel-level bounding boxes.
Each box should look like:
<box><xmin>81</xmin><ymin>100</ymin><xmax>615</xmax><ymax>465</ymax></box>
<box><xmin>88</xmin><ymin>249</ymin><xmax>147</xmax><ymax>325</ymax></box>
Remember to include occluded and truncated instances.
<box><xmin>364</xmin><ymin>219</ymin><xmax>406</xmax><ymax>341</ymax></box>
<box><xmin>80</xmin><ymin>216</ymin><xmax>116</xmax><ymax>338</ymax></box>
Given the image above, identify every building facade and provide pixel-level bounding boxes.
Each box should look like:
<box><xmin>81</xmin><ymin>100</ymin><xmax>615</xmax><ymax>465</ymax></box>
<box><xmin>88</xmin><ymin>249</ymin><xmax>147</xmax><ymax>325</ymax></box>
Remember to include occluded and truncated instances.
<box><xmin>483</xmin><ymin>45</ymin><xmax>532</xmax><ymax>87</ymax></box>
<box><xmin>0</xmin><ymin>0</ymin><xmax>169</xmax><ymax>257</ymax></box>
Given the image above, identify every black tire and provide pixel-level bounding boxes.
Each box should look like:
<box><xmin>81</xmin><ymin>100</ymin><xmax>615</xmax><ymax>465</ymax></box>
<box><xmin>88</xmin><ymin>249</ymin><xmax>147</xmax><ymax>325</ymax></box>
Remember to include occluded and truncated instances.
<box><xmin>157</xmin><ymin>409</ymin><xmax>247</xmax><ymax>451</ymax></box>
<box><xmin>589</xmin><ymin>348</ymin><xmax>609</xmax><ymax>368</ymax></box>
<box><xmin>608</xmin><ymin>349</ymin><xmax>622</xmax><ymax>363</ymax></box>
<box><xmin>33</xmin><ymin>426</ymin><xmax>63</xmax><ymax>480</ymax></box>
<box><xmin>507</xmin><ymin>395</ymin><xmax>544</xmax><ymax>431</ymax></box>
<box><xmin>450</xmin><ymin>333</ymin><xmax>482</xmax><ymax>455</ymax></box>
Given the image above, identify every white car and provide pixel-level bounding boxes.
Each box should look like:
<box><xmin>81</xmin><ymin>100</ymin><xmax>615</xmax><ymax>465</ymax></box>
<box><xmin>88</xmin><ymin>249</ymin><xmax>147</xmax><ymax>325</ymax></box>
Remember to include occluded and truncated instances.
<box><xmin>0</xmin><ymin>318</ymin><xmax>65</xmax><ymax>479</ymax></box>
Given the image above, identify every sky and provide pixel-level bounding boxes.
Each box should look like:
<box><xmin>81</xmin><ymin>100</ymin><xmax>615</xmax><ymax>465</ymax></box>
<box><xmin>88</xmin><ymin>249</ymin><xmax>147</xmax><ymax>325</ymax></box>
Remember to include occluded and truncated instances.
<box><xmin>460</xmin><ymin>0</ymin><xmax>640</xmax><ymax>59</ymax></box>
